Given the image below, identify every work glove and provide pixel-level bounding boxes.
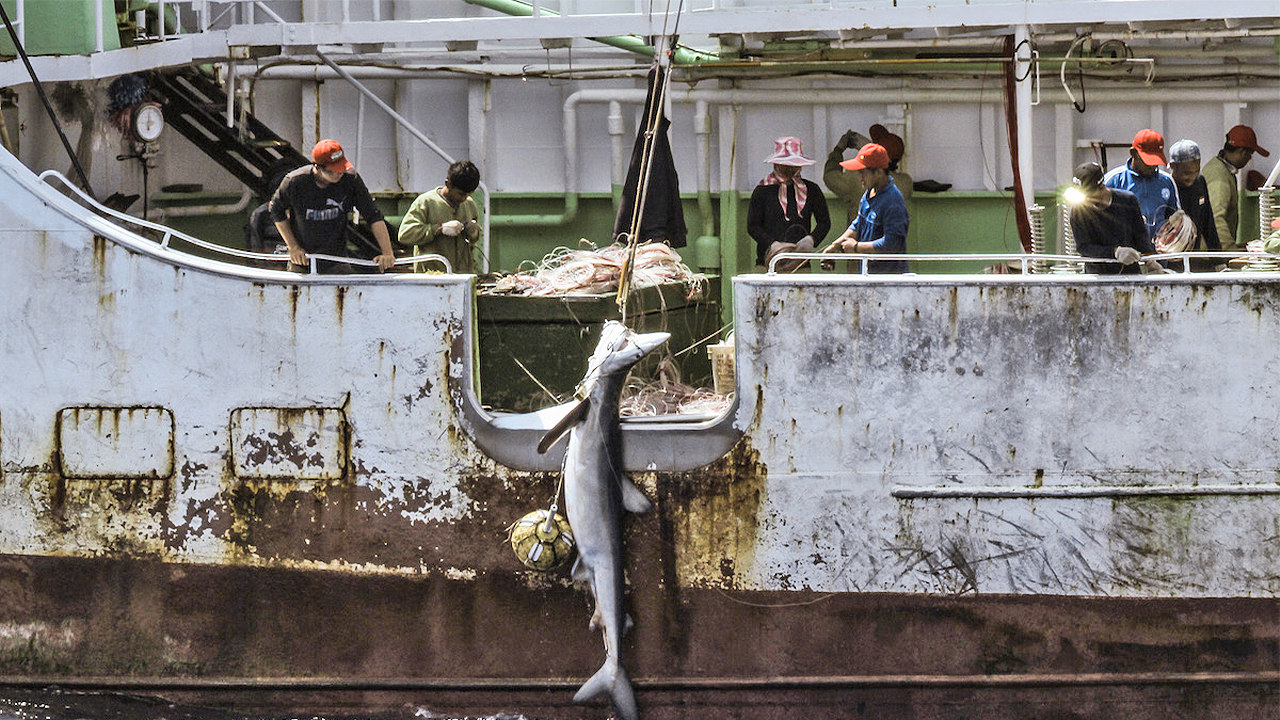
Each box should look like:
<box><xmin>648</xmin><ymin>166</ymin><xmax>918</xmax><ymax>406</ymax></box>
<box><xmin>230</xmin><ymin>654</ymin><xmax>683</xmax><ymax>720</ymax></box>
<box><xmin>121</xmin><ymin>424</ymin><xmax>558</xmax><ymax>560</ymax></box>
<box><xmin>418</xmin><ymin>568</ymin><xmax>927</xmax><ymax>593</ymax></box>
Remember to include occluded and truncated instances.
<box><xmin>795</xmin><ymin>235</ymin><xmax>814</xmax><ymax>253</ymax></box>
<box><xmin>1113</xmin><ymin>246</ymin><xmax>1141</xmax><ymax>265</ymax></box>
<box><xmin>1144</xmin><ymin>257</ymin><xmax>1171</xmax><ymax>274</ymax></box>
<box><xmin>464</xmin><ymin>220</ymin><xmax>480</xmax><ymax>238</ymax></box>
<box><xmin>441</xmin><ymin>220</ymin><xmax>464</xmax><ymax>237</ymax></box>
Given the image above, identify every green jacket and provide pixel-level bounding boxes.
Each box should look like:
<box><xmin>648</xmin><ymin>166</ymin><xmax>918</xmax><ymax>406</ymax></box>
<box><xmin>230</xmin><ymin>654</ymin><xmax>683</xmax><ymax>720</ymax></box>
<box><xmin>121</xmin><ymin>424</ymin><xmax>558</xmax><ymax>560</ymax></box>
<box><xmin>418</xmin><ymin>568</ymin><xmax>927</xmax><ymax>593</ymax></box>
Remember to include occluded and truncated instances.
<box><xmin>1201</xmin><ymin>155</ymin><xmax>1239</xmax><ymax>249</ymax></box>
<box><xmin>397</xmin><ymin>187</ymin><xmax>482</xmax><ymax>273</ymax></box>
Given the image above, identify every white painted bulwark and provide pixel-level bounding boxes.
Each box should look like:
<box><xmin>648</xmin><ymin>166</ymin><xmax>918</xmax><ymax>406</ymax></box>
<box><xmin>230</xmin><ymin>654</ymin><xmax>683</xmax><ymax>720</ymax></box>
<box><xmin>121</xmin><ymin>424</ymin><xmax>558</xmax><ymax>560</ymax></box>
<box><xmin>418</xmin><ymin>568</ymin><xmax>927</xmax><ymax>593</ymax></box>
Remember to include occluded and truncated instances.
<box><xmin>728</xmin><ymin>275</ymin><xmax>1280</xmax><ymax>596</ymax></box>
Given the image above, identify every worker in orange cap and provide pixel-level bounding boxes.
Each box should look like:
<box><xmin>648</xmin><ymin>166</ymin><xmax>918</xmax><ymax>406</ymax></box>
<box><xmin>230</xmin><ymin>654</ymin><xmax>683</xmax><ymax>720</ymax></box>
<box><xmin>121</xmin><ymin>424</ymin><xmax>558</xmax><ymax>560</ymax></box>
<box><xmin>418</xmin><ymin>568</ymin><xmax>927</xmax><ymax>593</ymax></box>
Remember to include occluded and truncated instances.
<box><xmin>821</xmin><ymin>143</ymin><xmax>910</xmax><ymax>273</ymax></box>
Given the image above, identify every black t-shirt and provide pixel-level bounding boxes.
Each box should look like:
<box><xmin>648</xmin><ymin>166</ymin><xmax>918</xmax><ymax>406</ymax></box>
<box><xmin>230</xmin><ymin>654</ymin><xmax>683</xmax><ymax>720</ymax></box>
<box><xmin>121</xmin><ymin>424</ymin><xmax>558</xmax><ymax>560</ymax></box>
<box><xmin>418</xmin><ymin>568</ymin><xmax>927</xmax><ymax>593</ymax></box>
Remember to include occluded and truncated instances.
<box><xmin>268</xmin><ymin>167</ymin><xmax>385</xmax><ymax>256</ymax></box>
<box><xmin>1070</xmin><ymin>189</ymin><xmax>1153</xmax><ymax>275</ymax></box>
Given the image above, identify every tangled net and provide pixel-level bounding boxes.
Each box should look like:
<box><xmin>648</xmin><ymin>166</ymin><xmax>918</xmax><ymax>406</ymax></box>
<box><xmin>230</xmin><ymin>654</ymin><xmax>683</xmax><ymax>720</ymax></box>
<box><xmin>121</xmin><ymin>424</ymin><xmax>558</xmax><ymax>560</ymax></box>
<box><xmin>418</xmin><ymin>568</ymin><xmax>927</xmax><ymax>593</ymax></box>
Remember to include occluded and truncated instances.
<box><xmin>481</xmin><ymin>241</ymin><xmax>707</xmax><ymax>299</ymax></box>
<box><xmin>1154</xmin><ymin>210</ymin><xmax>1196</xmax><ymax>254</ymax></box>
<box><xmin>619</xmin><ymin>357</ymin><xmax>732</xmax><ymax>417</ymax></box>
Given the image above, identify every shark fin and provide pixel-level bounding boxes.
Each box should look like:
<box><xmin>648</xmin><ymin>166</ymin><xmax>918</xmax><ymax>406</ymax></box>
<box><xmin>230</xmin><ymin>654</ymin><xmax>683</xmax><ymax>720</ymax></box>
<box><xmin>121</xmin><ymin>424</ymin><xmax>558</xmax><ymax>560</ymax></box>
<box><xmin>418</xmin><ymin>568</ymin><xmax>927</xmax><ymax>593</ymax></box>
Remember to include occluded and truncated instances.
<box><xmin>619</xmin><ymin>475</ymin><xmax>653</xmax><ymax>514</ymax></box>
<box><xmin>574</xmin><ymin>657</ymin><xmax>638</xmax><ymax>720</ymax></box>
<box><xmin>536</xmin><ymin>398</ymin><xmax>590</xmax><ymax>454</ymax></box>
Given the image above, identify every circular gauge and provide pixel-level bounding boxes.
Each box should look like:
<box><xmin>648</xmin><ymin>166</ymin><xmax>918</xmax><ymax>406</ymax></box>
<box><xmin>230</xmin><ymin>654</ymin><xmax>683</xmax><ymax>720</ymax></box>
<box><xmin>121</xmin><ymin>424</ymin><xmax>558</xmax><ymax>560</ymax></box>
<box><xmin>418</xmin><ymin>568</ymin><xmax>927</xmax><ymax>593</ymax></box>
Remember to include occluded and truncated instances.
<box><xmin>132</xmin><ymin>102</ymin><xmax>164</xmax><ymax>142</ymax></box>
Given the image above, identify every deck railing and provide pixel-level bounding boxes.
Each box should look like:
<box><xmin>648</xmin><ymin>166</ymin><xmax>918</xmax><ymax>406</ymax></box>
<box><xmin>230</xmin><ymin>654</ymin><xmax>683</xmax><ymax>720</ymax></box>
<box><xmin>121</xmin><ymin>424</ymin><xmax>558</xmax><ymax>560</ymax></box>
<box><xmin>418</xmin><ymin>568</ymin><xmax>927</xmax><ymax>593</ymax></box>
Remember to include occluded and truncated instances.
<box><xmin>39</xmin><ymin>169</ymin><xmax>452</xmax><ymax>275</ymax></box>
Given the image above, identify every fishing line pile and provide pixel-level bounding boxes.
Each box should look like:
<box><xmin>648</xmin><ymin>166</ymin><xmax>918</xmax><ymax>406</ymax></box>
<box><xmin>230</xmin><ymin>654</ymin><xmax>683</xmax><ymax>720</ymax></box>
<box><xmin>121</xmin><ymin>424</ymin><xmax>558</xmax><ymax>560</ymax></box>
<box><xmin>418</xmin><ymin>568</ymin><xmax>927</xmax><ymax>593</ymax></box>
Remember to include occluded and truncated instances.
<box><xmin>481</xmin><ymin>241</ymin><xmax>706</xmax><ymax>298</ymax></box>
<box><xmin>619</xmin><ymin>357</ymin><xmax>732</xmax><ymax>417</ymax></box>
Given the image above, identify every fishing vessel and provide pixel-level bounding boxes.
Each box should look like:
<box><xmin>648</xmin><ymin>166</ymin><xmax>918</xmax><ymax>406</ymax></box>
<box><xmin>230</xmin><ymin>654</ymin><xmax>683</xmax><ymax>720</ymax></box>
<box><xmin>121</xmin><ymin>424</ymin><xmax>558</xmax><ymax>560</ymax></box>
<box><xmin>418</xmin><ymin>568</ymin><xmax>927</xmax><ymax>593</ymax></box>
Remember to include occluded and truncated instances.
<box><xmin>0</xmin><ymin>2</ymin><xmax>1277</xmax><ymax>718</ymax></box>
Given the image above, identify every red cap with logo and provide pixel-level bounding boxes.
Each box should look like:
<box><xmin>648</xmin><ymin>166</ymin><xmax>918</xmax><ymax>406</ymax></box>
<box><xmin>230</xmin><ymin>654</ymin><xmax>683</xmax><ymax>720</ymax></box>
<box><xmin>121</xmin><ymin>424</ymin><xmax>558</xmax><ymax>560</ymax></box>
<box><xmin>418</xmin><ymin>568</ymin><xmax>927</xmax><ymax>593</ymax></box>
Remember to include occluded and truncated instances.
<box><xmin>312</xmin><ymin>139</ymin><xmax>354</xmax><ymax>172</ymax></box>
<box><xmin>1226</xmin><ymin>125</ymin><xmax>1269</xmax><ymax>157</ymax></box>
<box><xmin>840</xmin><ymin>143</ymin><xmax>890</xmax><ymax>171</ymax></box>
<box><xmin>1132</xmin><ymin>129</ymin><xmax>1167</xmax><ymax>166</ymax></box>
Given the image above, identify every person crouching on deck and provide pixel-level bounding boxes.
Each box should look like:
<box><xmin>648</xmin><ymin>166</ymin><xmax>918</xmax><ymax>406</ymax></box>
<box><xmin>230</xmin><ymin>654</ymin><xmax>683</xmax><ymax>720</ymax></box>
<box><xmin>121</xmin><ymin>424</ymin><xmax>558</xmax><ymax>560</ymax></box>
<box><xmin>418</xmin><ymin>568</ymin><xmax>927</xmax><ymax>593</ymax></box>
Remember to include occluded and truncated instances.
<box><xmin>397</xmin><ymin>160</ymin><xmax>483</xmax><ymax>274</ymax></box>
<box><xmin>747</xmin><ymin>136</ymin><xmax>831</xmax><ymax>272</ymax></box>
<box><xmin>821</xmin><ymin>143</ymin><xmax>910</xmax><ymax>273</ymax></box>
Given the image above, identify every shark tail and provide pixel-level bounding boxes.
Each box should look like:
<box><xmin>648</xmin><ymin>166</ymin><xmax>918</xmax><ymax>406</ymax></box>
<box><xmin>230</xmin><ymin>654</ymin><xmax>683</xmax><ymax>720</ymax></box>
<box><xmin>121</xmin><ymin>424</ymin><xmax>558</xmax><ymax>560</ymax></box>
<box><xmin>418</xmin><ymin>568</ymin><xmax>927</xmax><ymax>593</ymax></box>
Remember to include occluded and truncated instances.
<box><xmin>573</xmin><ymin>657</ymin><xmax>638</xmax><ymax>720</ymax></box>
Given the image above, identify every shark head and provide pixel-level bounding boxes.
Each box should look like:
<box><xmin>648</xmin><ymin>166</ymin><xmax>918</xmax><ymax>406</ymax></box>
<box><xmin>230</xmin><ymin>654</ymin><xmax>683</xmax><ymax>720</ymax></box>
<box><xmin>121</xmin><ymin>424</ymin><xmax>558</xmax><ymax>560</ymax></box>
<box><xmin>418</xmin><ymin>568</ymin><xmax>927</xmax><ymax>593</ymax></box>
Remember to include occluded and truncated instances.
<box><xmin>579</xmin><ymin>321</ymin><xmax>671</xmax><ymax>392</ymax></box>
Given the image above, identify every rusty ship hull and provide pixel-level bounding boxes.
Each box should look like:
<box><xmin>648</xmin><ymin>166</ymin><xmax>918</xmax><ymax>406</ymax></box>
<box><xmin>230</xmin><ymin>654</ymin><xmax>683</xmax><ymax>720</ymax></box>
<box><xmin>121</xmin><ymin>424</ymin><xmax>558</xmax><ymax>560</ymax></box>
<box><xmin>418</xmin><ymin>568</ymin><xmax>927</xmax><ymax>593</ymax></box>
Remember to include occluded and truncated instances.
<box><xmin>0</xmin><ymin>141</ymin><xmax>1277</xmax><ymax>719</ymax></box>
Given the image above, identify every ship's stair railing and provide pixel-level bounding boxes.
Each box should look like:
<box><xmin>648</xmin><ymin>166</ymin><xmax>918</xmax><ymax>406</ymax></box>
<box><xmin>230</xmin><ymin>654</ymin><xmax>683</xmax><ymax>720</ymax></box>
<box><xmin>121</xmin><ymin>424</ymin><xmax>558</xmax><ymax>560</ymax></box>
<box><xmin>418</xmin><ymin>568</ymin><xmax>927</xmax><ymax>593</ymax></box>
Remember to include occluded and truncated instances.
<box><xmin>766</xmin><ymin>251</ymin><xmax>1280</xmax><ymax>275</ymax></box>
<box><xmin>39</xmin><ymin>168</ymin><xmax>451</xmax><ymax>274</ymax></box>
<box><xmin>148</xmin><ymin>65</ymin><xmax>304</xmax><ymax>199</ymax></box>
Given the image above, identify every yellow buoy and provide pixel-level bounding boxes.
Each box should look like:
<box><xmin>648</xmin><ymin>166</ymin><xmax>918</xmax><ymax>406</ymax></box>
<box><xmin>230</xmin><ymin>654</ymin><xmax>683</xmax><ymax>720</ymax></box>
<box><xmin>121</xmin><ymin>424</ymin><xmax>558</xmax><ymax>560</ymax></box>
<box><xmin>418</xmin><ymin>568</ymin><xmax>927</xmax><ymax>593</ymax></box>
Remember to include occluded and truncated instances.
<box><xmin>508</xmin><ymin>508</ymin><xmax>576</xmax><ymax>571</ymax></box>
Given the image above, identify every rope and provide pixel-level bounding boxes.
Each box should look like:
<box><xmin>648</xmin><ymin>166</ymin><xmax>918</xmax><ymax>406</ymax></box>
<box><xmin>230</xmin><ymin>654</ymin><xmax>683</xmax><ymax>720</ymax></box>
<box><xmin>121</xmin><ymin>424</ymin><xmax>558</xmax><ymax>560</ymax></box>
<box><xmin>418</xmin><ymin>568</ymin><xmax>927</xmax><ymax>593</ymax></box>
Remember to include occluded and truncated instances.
<box><xmin>616</xmin><ymin>2</ymin><xmax>680</xmax><ymax>321</ymax></box>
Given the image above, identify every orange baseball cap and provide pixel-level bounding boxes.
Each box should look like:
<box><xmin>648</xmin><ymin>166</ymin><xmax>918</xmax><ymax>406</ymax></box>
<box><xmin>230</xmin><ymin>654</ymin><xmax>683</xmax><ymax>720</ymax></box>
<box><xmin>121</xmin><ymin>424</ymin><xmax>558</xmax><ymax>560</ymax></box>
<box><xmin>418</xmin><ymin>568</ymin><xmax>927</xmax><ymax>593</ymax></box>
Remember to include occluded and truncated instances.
<box><xmin>1132</xmin><ymin>129</ymin><xmax>1167</xmax><ymax>166</ymax></box>
<box><xmin>1226</xmin><ymin>125</ymin><xmax>1269</xmax><ymax>157</ymax></box>
<box><xmin>312</xmin><ymin>139</ymin><xmax>354</xmax><ymax>172</ymax></box>
<box><xmin>840</xmin><ymin>143</ymin><xmax>890</xmax><ymax>171</ymax></box>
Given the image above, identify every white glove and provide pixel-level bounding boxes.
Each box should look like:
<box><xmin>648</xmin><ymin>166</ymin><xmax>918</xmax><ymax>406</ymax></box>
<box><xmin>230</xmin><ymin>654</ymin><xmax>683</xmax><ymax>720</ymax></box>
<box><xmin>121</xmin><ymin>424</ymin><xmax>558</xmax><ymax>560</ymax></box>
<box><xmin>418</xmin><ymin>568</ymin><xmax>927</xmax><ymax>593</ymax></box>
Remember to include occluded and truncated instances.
<box><xmin>1144</xmin><ymin>257</ymin><xmax>1171</xmax><ymax>274</ymax></box>
<box><xmin>1113</xmin><ymin>246</ymin><xmax>1141</xmax><ymax>265</ymax></box>
<box><xmin>795</xmin><ymin>235</ymin><xmax>814</xmax><ymax>253</ymax></box>
<box><xmin>441</xmin><ymin>220</ymin><xmax>464</xmax><ymax>237</ymax></box>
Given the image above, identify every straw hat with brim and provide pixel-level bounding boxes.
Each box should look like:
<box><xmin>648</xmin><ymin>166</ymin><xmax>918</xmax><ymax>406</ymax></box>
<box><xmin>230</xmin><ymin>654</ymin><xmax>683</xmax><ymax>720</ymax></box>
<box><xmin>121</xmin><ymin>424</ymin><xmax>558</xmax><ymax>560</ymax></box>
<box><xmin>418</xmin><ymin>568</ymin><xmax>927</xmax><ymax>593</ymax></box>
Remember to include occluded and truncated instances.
<box><xmin>764</xmin><ymin>136</ymin><xmax>815</xmax><ymax>166</ymax></box>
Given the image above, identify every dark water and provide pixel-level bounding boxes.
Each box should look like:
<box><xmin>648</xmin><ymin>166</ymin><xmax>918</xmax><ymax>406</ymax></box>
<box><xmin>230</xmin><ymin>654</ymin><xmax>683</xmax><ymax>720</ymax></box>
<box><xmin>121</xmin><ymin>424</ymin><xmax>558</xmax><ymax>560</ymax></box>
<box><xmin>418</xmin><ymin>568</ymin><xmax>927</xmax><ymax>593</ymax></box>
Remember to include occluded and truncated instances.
<box><xmin>0</xmin><ymin>690</ymin><xmax>537</xmax><ymax>720</ymax></box>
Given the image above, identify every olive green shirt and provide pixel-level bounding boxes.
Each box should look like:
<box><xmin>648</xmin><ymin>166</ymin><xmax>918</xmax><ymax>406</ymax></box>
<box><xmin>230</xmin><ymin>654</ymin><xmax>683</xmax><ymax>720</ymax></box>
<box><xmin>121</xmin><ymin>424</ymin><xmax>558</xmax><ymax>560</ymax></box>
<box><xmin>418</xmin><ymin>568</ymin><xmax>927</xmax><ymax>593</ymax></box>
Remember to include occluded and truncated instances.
<box><xmin>397</xmin><ymin>186</ymin><xmax>482</xmax><ymax>273</ymax></box>
<box><xmin>1201</xmin><ymin>155</ymin><xmax>1239</xmax><ymax>249</ymax></box>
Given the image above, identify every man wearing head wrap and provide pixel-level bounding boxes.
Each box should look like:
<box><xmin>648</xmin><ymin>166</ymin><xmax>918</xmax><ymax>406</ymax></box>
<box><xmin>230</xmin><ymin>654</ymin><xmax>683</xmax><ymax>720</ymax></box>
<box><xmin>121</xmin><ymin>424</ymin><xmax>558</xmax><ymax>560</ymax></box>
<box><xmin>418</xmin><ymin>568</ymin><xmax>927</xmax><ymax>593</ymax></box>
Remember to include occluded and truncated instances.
<box><xmin>823</xmin><ymin>124</ymin><xmax>913</xmax><ymax>227</ymax></box>
<box><xmin>1202</xmin><ymin>124</ymin><xmax>1270</xmax><ymax>250</ymax></box>
<box><xmin>747</xmin><ymin>136</ymin><xmax>831</xmax><ymax>271</ymax></box>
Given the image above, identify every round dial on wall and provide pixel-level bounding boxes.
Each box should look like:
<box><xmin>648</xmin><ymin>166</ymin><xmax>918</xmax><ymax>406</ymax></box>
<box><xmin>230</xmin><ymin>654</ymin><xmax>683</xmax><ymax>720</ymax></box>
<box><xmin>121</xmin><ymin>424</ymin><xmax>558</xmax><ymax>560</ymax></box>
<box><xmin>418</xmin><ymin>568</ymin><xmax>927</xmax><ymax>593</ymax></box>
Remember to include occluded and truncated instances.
<box><xmin>132</xmin><ymin>102</ymin><xmax>164</xmax><ymax>142</ymax></box>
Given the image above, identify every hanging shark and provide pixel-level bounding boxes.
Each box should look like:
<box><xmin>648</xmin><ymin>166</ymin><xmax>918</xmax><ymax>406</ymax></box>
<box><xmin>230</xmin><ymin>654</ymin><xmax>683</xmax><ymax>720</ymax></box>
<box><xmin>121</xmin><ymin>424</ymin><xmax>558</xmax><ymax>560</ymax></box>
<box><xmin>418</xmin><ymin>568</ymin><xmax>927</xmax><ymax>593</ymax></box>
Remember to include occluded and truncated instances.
<box><xmin>538</xmin><ymin>320</ymin><xmax>669</xmax><ymax>720</ymax></box>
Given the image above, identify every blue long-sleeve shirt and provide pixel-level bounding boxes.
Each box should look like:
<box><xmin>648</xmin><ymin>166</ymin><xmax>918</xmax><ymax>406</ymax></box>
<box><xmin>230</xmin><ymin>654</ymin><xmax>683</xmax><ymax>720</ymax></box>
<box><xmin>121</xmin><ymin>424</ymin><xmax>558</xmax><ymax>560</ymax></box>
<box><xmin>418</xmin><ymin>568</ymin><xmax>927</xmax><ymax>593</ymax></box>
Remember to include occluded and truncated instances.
<box><xmin>1102</xmin><ymin>161</ymin><xmax>1179</xmax><ymax>241</ymax></box>
<box><xmin>849</xmin><ymin>178</ymin><xmax>910</xmax><ymax>273</ymax></box>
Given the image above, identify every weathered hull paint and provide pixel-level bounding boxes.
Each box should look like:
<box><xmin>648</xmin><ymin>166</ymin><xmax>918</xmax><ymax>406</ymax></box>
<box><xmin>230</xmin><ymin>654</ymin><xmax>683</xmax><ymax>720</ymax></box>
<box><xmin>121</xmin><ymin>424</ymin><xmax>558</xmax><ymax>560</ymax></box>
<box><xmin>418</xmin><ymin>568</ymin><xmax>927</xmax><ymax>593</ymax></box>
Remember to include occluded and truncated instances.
<box><xmin>0</xmin><ymin>150</ymin><xmax>1278</xmax><ymax>716</ymax></box>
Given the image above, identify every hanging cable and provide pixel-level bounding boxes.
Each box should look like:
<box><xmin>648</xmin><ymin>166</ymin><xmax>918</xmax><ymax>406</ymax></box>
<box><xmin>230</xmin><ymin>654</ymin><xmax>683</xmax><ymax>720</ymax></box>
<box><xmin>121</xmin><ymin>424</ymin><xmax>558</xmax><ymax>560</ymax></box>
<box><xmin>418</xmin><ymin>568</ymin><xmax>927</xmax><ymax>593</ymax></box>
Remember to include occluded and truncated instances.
<box><xmin>0</xmin><ymin>2</ymin><xmax>95</xmax><ymax>198</ymax></box>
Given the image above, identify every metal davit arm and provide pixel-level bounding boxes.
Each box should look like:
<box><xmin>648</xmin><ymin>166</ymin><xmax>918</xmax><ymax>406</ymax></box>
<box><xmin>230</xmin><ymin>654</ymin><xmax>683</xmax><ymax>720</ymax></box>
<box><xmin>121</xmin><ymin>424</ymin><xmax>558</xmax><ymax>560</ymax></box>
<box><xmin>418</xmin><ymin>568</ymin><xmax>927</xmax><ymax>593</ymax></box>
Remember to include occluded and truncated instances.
<box><xmin>445</xmin><ymin>301</ymin><xmax>744</xmax><ymax>474</ymax></box>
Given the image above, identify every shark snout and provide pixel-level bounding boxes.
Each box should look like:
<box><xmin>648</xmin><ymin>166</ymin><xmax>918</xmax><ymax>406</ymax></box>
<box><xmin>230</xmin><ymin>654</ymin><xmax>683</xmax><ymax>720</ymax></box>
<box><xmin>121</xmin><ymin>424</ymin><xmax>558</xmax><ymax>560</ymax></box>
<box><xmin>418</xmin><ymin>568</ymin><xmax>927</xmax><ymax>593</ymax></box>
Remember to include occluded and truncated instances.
<box><xmin>630</xmin><ymin>330</ymin><xmax>671</xmax><ymax>358</ymax></box>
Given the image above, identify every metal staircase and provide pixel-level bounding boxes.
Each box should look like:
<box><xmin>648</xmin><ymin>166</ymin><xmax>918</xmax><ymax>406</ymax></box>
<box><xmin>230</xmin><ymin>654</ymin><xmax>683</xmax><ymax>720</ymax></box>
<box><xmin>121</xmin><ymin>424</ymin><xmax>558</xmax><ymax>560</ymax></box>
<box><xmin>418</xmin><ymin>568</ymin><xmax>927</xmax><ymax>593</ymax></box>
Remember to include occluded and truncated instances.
<box><xmin>149</xmin><ymin>65</ymin><xmax>380</xmax><ymax>255</ymax></box>
<box><xmin>149</xmin><ymin>66</ymin><xmax>305</xmax><ymax>199</ymax></box>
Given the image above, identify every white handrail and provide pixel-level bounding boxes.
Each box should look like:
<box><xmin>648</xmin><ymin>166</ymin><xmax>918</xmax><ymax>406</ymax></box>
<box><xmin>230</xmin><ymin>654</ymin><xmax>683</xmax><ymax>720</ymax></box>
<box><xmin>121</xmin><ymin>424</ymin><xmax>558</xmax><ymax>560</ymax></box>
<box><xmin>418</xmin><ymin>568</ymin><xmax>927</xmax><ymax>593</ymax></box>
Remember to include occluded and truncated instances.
<box><xmin>38</xmin><ymin>169</ymin><xmax>453</xmax><ymax>274</ymax></box>
<box><xmin>767</xmin><ymin>251</ymin><xmax>1280</xmax><ymax>275</ymax></box>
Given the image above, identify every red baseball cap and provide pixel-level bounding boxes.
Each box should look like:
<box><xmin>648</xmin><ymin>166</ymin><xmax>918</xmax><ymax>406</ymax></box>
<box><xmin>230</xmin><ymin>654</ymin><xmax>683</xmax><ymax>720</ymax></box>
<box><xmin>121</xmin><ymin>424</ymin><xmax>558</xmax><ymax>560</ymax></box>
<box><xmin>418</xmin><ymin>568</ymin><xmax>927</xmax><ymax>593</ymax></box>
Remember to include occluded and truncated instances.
<box><xmin>1226</xmin><ymin>125</ymin><xmax>1269</xmax><ymax>157</ymax></box>
<box><xmin>840</xmin><ymin>143</ymin><xmax>890</xmax><ymax>171</ymax></box>
<box><xmin>1132</xmin><ymin>129</ymin><xmax>1167</xmax><ymax>167</ymax></box>
<box><xmin>312</xmin><ymin>139</ymin><xmax>354</xmax><ymax>172</ymax></box>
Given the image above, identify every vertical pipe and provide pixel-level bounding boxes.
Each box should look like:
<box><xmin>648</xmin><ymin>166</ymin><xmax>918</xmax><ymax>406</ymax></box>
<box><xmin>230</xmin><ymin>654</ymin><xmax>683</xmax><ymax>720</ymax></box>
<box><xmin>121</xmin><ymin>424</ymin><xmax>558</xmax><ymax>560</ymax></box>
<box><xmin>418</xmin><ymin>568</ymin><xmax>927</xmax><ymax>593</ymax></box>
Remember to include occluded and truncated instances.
<box><xmin>608</xmin><ymin>100</ymin><xmax>626</xmax><ymax>212</ymax></box>
<box><xmin>15</xmin><ymin>0</ymin><xmax>22</xmax><ymax>46</ymax></box>
<box><xmin>225</xmin><ymin>61</ymin><xmax>236</xmax><ymax>128</ymax></box>
<box><xmin>1014</xmin><ymin>25</ymin><xmax>1035</xmax><ymax>236</ymax></box>
<box><xmin>94</xmin><ymin>0</ymin><xmax>104</xmax><ymax>51</ymax></box>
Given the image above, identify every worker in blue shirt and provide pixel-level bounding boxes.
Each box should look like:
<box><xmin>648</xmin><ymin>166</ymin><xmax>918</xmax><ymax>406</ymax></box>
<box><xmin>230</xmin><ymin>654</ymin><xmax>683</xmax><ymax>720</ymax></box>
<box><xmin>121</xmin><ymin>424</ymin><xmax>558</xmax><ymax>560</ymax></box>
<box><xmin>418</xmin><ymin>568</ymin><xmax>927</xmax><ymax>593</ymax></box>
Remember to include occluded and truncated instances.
<box><xmin>1102</xmin><ymin>129</ymin><xmax>1180</xmax><ymax>242</ymax></box>
<box><xmin>820</xmin><ymin>143</ymin><xmax>910</xmax><ymax>273</ymax></box>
